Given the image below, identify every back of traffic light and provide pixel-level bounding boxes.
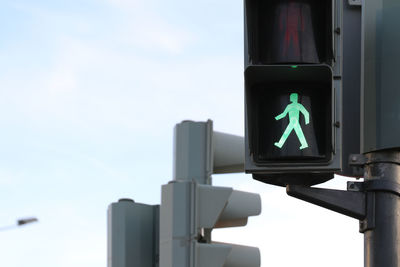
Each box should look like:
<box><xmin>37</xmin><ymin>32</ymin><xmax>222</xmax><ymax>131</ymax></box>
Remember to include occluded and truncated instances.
<box><xmin>159</xmin><ymin>121</ymin><xmax>261</xmax><ymax>267</ymax></box>
<box><xmin>244</xmin><ymin>0</ymin><xmax>343</xmax><ymax>186</ymax></box>
<box><xmin>159</xmin><ymin>181</ymin><xmax>261</xmax><ymax>267</ymax></box>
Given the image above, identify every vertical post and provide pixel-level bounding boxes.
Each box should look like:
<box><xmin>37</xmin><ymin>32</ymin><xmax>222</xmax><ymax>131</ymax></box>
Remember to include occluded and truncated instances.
<box><xmin>363</xmin><ymin>150</ymin><xmax>400</xmax><ymax>267</ymax></box>
<box><xmin>173</xmin><ymin>120</ymin><xmax>213</xmax><ymax>184</ymax></box>
<box><xmin>159</xmin><ymin>181</ymin><xmax>195</xmax><ymax>267</ymax></box>
<box><xmin>161</xmin><ymin>120</ymin><xmax>258</xmax><ymax>267</ymax></box>
<box><xmin>360</xmin><ymin>0</ymin><xmax>400</xmax><ymax>264</ymax></box>
<box><xmin>172</xmin><ymin>119</ymin><xmax>244</xmax><ymax>244</ymax></box>
<box><xmin>161</xmin><ymin>120</ymin><xmax>213</xmax><ymax>267</ymax></box>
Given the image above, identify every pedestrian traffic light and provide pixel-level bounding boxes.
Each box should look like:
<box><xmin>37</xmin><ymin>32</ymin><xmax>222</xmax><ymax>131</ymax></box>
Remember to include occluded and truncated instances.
<box><xmin>244</xmin><ymin>0</ymin><xmax>343</xmax><ymax>186</ymax></box>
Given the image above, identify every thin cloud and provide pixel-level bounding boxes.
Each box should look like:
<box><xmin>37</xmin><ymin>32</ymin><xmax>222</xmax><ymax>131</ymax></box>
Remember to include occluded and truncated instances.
<box><xmin>129</xmin><ymin>22</ymin><xmax>196</xmax><ymax>54</ymax></box>
<box><xmin>104</xmin><ymin>0</ymin><xmax>196</xmax><ymax>54</ymax></box>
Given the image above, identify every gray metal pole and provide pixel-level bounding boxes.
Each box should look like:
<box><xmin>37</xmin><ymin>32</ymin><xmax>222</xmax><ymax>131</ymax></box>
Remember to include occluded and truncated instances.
<box><xmin>363</xmin><ymin>150</ymin><xmax>400</xmax><ymax>267</ymax></box>
<box><xmin>173</xmin><ymin>120</ymin><xmax>213</xmax><ymax>185</ymax></box>
<box><xmin>162</xmin><ymin>120</ymin><xmax>258</xmax><ymax>267</ymax></box>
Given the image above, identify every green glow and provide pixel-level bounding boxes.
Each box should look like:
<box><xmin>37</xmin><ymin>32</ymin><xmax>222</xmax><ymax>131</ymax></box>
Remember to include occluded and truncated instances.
<box><xmin>291</xmin><ymin>65</ymin><xmax>298</xmax><ymax>69</ymax></box>
<box><xmin>274</xmin><ymin>93</ymin><xmax>310</xmax><ymax>150</ymax></box>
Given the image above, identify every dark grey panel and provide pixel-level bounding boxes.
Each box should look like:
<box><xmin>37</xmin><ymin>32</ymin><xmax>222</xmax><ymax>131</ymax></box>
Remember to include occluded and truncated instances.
<box><xmin>362</xmin><ymin>0</ymin><xmax>400</xmax><ymax>152</ymax></box>
<box><xmin>339</xmin><ymin>1</ymin><xmax>362</xmax><ymax>176</ymax></box>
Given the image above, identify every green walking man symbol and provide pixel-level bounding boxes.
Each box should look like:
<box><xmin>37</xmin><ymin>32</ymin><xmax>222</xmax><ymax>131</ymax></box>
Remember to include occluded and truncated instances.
<box><xmin>274</xmin><ymin>93</ymin><xmax>310</xmax><ymax>150</ymax></box>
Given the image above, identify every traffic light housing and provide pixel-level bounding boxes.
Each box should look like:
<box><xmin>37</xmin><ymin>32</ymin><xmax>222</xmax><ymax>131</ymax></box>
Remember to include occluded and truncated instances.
<box><xmin>107</xmin><ymin>199</ymin><xmax>159</xmax><ymax>267</ymax></box>
<box><xmin>244</xmin><ymin>0</ymin><xmax>342</xmax><ymax>186</ymax></box>
<box><xmin>159</xmin><ymin>181</ymin><xmax>261</xmax><ymax>267</ymax></box>
<box><xmin>159</xmin><ymin>120</ymin><xmax>261</xmax><ymax>267</ymax></box>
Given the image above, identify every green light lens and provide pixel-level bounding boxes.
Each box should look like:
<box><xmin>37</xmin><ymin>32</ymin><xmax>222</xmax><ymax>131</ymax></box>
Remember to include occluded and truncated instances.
<box><xmin>291</xmin><ymin>65</ymin><xmax>298</xmax><ymax>69</ymax></box>
<box><xmin>274</xmin><ymin>93</ymin><xmax>310</xmax><ymax>150</ymax></box>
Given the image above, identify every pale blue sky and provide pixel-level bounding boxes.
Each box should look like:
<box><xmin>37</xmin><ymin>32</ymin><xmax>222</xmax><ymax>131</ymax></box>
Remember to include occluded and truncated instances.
<box><xmin>0</xmin><ymin>1</ymin><xmax>362</xmax><ymax>266</ymax></box>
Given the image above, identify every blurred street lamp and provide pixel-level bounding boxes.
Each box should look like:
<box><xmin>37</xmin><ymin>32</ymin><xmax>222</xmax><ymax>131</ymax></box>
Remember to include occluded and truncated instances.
<box><xmin>17</xmin><ymin>217</ymin><xmax>38</xmax><ymax>226</ymax></box>
<box><xmin>0</xmin><ymin>217</ymin><xmax>38</xmax><ymax>231</ymax></box>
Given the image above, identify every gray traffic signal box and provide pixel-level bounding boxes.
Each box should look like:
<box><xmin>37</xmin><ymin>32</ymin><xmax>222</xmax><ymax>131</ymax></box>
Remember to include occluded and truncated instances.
<box><xmin>159</xmin><ymin>120</ymin><xmax>261</xmax><ymax>267</ymax></box>
<box><xmin>159</xmin><ymin>181</ymin><xmax>261</xmax><ymax>267</ymax></box>
<box><xmin>244</xmin><ymin>0</ymin><xmax>343</xmax><ymax>186</ymax></box>
<box><xmin>107</xmin><ymin>199</ymin><xmax>159</xmax><ymax>267</ymax></box>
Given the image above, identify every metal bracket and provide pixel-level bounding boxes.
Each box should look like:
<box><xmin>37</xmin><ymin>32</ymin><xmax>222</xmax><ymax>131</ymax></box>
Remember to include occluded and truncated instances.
<box><xmin>347</xmin><ymin>176</ymin><xmax>400</xmax><ymax>197</ymax></box>
<box><xmin>347</xmin><ymin>176</ymin><xmax>400</xmax><ymax>233</ymax></box>
<box><xmin>348</xmin><ymin>0</ymin><xmax>361</xmax><ymax>6</ymax></box>
<box><xmin>347</xmin><ymin>181</ymin><xmax>375</xmax><ymax>232</ymax></box>
<box><xmin>359</xmin><ymin>192</ymin><xmax>375</xmax><ymax>233</ymax></box>
<box><xmin>347</xmin><ymin>181</ymin><xmax>364</xmax><ymax>191</ymax></box>
<box><xmin>287</xmin><ymin>151</ymin><xmax>400</xmax><ymax>234</ymax></box>
<box><xmin>365</xmin><ymin>151</ymin><xmax>400</xmax><ymax>165</ymax></box>
<box><xmin>365</xmin><ymin>180</ymin><xmax>400</xmax><ymax>197</ymax></box>
<box><xmin>350</xmin><ymin>152</ymin><xmax>400</xmax><ymax>168</ymax></box>
<box><xmin>349</xmin><ymin>154</ymin><xmax>366</xmax><ymax>177</ymax></box>
<box><xmin>286</xmin><ymin>180</ymin><xmax>381</xmax><ymax>233</ymax></box>
<box><xmin>349</xmin><ymin>154</ymin><xmax>367</xmax><ymax>166</ymax></box>
<box><xmin>287</xmin><ymin>185</ymin><xmax>366</xmax><ymax>220</ymax></box>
